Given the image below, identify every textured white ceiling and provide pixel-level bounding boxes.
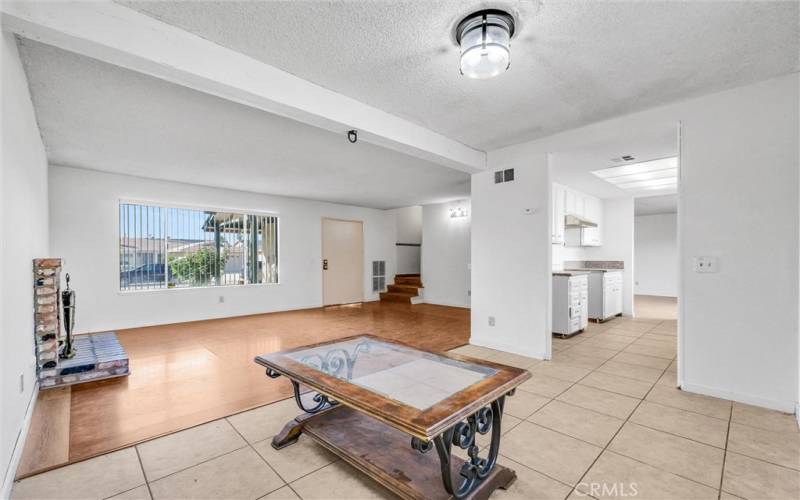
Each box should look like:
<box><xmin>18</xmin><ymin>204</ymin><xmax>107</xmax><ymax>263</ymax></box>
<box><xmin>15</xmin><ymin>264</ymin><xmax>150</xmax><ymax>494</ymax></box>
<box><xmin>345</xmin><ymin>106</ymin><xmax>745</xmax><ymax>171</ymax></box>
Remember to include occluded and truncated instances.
<box><xmin>18</xmin><ymin>39</ymin><xmax>469</xmax><ymax>209</ymax></box>
<box><xmin>635</xmin><ymin>194</ymin><xmax>678</xmax><ymax>216</ymax></box>
<box><xmin>120</xmin><ymin>0</ymin><xmax>799</xmax><ymax>150</ymax></box>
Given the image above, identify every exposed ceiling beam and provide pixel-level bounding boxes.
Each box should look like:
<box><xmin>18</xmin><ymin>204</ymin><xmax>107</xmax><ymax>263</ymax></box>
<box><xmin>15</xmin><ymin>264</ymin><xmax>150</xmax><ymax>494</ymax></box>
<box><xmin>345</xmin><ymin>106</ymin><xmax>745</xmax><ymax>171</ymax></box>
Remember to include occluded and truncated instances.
<box><xmin>1</xmin><ymin>1</ymin><xmax>486</xmax><ymax>173</ymax></box>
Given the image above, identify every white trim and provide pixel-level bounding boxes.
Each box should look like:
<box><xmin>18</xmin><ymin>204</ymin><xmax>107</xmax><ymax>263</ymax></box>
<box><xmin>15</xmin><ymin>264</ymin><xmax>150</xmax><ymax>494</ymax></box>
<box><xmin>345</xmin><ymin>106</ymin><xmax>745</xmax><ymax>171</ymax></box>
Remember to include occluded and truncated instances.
<box><xmin>469</xmin><ymin>336</ymin><xmax>547</xmax><ymax>361</ymax></box>
<box><xmin>118</xmin><ymin>198</ymin><xmax>281</xmax><ymax>217</ymax></box>
<box><xmin>681</xmin><ymin>381</ymin><xmax>796</xmax><ymax>413</ymax></box>
<box><xmin>422</xmin><ymin>300</ymin><xmax>470</xmax><ymax>309</ymax></box>
<box><xmin>676</xmin><ymin>120</ymin><xmax>685</xmax><ymax>389</ymax></box>
<box><xmin>2</xmin><ymin>383</ymin><xmax>39</xmax><ymax>500</ymax></box>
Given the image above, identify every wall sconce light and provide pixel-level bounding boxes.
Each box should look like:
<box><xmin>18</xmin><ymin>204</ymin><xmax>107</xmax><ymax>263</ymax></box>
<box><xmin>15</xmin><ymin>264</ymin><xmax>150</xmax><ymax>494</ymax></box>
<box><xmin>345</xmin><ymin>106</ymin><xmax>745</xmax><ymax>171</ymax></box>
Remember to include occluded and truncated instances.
<box><xmin>450</xmin><ymin>207</ymin><xmax>469</xmax><ymax>218</ymax></box>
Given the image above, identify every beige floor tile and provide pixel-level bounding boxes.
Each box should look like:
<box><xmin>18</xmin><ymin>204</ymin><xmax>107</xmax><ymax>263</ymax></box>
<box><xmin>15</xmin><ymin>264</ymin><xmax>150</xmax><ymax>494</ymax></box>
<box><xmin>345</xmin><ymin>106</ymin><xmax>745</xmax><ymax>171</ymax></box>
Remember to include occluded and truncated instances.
<box><xmin>533</xmin><ymin>362</ymin><xmax>592</xmax><ymax>383</ymax></box>
<box><xmin>504</xmin><ymin>390</ymin><xmax>551</xmax><ymax>418</ymax></box>
<box><xmin>637</xmin><ymin>334</ymin><xmax>677</xmax><ymax>346</ymax></box>
<box><xmin>528</xmin><ymin>400</ymin><xmax>625</xmax><ymax>447</ymax></box>
<box><xmin>630</xmin><ymin>402</ymin><xmax>728</xmax><ymax>448</ymax></box>
<box><xmin>493</xmin><ymin>457</ymin><xmax>573</xmax><ymax>500</ymax></box>
<box><xmin>579</xmin><ymin>372</ymin><xmax>653</xmax><ymax>399</ymax></box>
<box><xmin>107</xmin><ymin>485</ymin><xmax>151</xmax><ymax>500</ymax></box>
<box><xmin>722</xmin><ymin>451</ymin><xmax>800</xmax><ymax>500</ymax></box>
<box><xmin>611</xmin><ymin>352</ymin><xmax>671</xmax><ymax>370</ymax></box>
<box><xmin>727</xmin><ymin>422</ymin><xmax>800</xmax><ymax>470</ymax></box>
<box><xmin>731</xmin><ymin>402</ymin><xmax>799</xmax><ymax>434</ymax></box>
<box><xmin>502</xmin><ymin>421</ymin><xmax>602</xmax><ymax>485</ymax></box>
<box><xmin>596</xmin><ymin>361</ymin><xmax>663</xmax><ymax>383</ymax></box>
<box><xmin>518</xmin><ymin>373</ymin><xmax>574</xmax><ymax>398</ymax></box>
<box><xmin>666</xmin><ymin>359</ymin><xmax>678</xmax><ymax>372</ymax></box>
<box><xmin>563</xmin><ymin>345</ymin><xmax>621</xmax><ymax>360</ymax></box>
<box><xmin>622</xmin><ymin>343</ymin><xmax>676</xmax><ymax>359</ymax></box>
<box><xmin>557</xmin><ymin>385</ymin><xmax>640</xmax><ymax>419</ymax></box>
<box><xmin>448</xmin><ymin>344</ymin><xmax>503</xmax><ymax>360</ymax></box>
<box><xmin>577</xmin><ymin>339</ymin><xmax>631</xmax><ymax>352</ymax></box>
<box><xmin>11</xmin><ymin>448</ymin><xmax>145</xmax><ymax>500</ymax></box>
<box><xmin>259</xmin><ymin>486</ymin><xmax>301</xmax><ymax>500</ymax></box>
<box><xmin>252</xmin><ymin>435</ymin><xmax>338</xmax><ymax>483</ymax></box>
<box><xmin>290</xmin><ymin>461</ymin><xmax>393</xmax><ymax>499</ymax></box>
<box><xmin>601</xmin><ymin>328</ymin><xmax>645</xmax><ymax>338</ymax></box>
<box><xmin>551</xmin><ymin>351</ymin><xmax>607</xmax><ymax>370</ymax></box>
<box><xmin>719</xmin><ymin>492</ymin><xmax>745</xmax><ymax>500</ymax></box>
<box><xmin>649</xmin><ymin>325</ymin><xmax>678</xmax><ymax>335</ymax></box>
<box><xmin>603</xmin><ymin>322</ymin><xmax>654</xmax><ymax>333</ymax></box>
<box><xmin>487</xmin><ymin>350</ymin><xmax>542</xmax><ymax>369</ymax></box>
<box><xmin>645</xmin><ymin>386</ymin><xmax>731</xmax><ymax>420</ymax></box>
<box><xmin>137</xmin><ymin>419</ymin><xmax>246</xmax><ymax>481</ymax></box>
<box><xmin>609</xmin><ymin>422</ymin><xmax>724</xmax><ymax>487</ymax></box>
<box><xmin>149</xmin><ymin>447</ymin><xmax>284</xmax><ymax>500</ymax></box>
<box><xmin>227</xmin><ymin>398</ymin><xmax>301</xmax><ymax>444</ymax></box>
<box><xmin>578</xmin><ymin>451</ymin><xmax>718</xmax><ymax>499</ymax></box>
<box><xmin>655</xmin><ymin>371</ymin><xmax>677</xmax><ymax>387</ymax></box>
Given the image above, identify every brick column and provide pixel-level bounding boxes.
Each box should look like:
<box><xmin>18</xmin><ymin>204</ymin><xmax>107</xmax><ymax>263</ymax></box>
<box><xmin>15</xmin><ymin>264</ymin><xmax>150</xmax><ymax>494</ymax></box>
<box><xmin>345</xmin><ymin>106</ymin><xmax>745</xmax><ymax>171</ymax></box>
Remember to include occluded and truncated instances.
<box><xmin>33</xmin><ymin>258</ymin><xmax>62</xmax><ymax>385</ymax></box>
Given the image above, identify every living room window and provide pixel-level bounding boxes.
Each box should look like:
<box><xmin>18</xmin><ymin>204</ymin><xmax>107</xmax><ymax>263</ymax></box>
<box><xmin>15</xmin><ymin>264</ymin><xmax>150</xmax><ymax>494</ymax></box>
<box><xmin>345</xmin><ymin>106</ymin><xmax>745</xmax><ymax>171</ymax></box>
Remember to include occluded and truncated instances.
<box><xmin>119</xmin><ymin>202</ymin><xmax>278</xmax><ymax>291</ymax></box>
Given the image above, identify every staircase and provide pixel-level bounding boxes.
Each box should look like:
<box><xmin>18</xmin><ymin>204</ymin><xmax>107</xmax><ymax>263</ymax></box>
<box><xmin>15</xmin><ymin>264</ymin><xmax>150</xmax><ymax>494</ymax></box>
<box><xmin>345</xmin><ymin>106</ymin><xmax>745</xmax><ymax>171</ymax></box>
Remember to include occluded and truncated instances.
<box><xmin>379</xmin><ymin>274</ymin><xmax>423</xmax><ymax>304</ymax></box>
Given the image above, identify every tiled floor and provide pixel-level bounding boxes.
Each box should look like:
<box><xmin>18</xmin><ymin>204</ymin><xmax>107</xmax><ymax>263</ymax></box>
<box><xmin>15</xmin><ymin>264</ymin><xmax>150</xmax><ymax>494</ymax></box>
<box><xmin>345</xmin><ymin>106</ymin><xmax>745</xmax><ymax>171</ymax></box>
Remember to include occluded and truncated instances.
<box><xmin>12</xmin><ymin>316</ymin><xmax>799</xmax><ymax>499</ymax></box>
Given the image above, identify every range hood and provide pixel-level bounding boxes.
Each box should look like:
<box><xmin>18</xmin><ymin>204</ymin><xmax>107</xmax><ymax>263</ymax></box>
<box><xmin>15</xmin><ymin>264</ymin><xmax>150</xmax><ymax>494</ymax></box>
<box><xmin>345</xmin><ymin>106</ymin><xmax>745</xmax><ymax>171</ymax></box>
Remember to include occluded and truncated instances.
<box><xmin>564</xmin><ymin>213</ymin><xmax>598</xmax><ymax>228</ymax></box>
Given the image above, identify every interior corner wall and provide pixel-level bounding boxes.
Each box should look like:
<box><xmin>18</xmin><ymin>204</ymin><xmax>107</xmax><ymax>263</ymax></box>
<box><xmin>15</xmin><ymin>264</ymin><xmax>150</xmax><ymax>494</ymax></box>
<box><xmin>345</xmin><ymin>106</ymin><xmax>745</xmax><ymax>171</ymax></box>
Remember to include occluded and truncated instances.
<box><xmin>48</xmin><ymin>166</ymin><xmax>396</xmax><ymax>333</ymax></box>
<box><xmin>420</xmin><ymin>200</ymin><xmax>471</xmax><ymax>308</ymax></box>
<box><xmin>471</xmin><ymin>162</ymin><xmax>551</xmax><ymax>359</ymax></box>
<box><xmin>585</xmin><ymin>198</ymin><xmax>635</xmax><ymax>316</ymax></box>
<box><xmin>486</xmin><ymin>73</ymin><xmax>799</xmax><ymax>412</ymax></box>
<box><xmin>634</xmin><ymin>213</ymin><xmax>678</xmax><ymax>297</ymax></box>
<box><xmin>1</xmin><ymin>33</ymin><xmax>49</xmax><ymax>490</ymax></box>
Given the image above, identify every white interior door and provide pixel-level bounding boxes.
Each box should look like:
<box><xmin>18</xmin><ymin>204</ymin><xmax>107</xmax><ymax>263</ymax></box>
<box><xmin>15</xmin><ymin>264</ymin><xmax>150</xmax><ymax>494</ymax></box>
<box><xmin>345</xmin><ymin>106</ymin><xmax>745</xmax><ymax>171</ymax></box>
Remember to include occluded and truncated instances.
<box><xmin>322</xmin><ymin>218</ymin><xmax>364</xmax><ymax>306</ymax></box>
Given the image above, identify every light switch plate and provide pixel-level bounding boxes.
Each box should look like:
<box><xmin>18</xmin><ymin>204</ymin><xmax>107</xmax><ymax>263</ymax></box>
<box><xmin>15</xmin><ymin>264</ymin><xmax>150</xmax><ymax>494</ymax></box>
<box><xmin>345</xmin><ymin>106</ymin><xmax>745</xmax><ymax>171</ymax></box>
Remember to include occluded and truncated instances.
<box><xmin>693</xmin><ymin>256</ymin><xmax>718</xmax><ymax>273</ymax></box>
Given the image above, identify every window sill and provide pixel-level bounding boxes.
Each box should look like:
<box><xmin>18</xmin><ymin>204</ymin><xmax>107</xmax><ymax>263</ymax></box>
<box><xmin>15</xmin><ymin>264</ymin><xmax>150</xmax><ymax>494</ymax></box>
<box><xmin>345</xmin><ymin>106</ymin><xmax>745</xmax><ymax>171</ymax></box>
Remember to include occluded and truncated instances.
<box><xmin>117</xmin><ymin>282</ymin><xmax>281</xmax><ymax>295</ymax></box>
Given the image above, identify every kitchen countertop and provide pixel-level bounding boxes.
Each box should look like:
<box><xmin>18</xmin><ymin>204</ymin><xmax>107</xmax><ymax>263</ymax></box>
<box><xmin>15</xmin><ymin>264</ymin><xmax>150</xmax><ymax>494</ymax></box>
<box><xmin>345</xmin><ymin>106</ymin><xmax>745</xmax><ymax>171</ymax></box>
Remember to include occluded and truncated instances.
<box><xmin>552</xmin><ymin>270</ymin><xmax>591</xmax><ymax>277</ymax></box>
<box><xmin>564</xmin><ymin>268</ymin><xmax>623</xmax><ymax>273</ymax></box>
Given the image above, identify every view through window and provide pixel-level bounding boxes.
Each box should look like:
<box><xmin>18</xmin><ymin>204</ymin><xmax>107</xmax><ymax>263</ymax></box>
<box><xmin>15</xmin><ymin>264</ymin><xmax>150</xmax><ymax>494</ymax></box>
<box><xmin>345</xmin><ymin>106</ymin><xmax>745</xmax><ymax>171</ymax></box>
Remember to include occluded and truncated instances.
<box><xmin>119</xmin><ymin>202</ymin><xmax>278</xmax><ymax>291</ymax></box>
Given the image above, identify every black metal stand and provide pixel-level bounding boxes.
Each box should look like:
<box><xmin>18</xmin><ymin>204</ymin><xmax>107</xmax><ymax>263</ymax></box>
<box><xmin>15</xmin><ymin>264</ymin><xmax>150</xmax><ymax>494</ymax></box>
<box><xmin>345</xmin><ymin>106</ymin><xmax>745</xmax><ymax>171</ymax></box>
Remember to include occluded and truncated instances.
<box><xmin>412</xmin><ymin>393</ymin><xmax>511</xmax><ymax>499</ymax></box>
<box><xmin>266</xmin><ymin>368</ymin><xmax>337</xmax><ymax>414</ymax></box>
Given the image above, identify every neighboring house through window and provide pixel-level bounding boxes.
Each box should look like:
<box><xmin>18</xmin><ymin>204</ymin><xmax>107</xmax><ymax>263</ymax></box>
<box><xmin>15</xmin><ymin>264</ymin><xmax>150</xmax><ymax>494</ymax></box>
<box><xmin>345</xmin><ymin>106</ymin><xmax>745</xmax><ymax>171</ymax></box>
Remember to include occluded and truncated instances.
<box><xmin>119</xmin><ymin>202</ymin><xmax>278</xmax><ymax>291</ymax></box>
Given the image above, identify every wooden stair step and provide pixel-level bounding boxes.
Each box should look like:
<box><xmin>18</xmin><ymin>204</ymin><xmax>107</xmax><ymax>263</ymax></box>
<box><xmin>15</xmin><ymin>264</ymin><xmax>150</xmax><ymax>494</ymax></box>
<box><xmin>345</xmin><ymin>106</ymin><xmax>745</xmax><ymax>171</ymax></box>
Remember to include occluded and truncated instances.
<box><xmin>387</xmin><ymin>284</ymin><xmax>420</xmax><ymax>294</ymax></box>
<box><xmin>393</xmin><ymin>274</ymin><xmax>422</xmax><ymax>287</ymax></box>
<box><xmin>379</xmin><ymin>291</ymin><xmax>415</xmax><ymax>303</ymax></box>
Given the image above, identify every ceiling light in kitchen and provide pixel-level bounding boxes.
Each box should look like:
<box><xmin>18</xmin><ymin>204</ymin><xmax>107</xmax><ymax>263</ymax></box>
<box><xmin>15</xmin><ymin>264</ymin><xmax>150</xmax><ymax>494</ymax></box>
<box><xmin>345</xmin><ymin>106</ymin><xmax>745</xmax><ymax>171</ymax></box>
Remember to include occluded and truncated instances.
<box><xmin>456</xmin><ymin>10</ymin><xmax>515</xmax><ymax>79</ymax></box>
<box><xmin>592</xmin><ymin>157</ymin><xmax>678</xmax><ymax>195</ymax></box>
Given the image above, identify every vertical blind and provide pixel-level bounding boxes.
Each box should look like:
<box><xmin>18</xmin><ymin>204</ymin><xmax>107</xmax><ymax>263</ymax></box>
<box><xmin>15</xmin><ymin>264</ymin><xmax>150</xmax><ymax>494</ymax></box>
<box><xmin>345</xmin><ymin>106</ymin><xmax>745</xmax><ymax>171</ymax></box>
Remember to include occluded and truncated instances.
<box><xmin>119</xmin><ymin>202</ymin><xmax>278</xmax><ymax>291</ymax></box>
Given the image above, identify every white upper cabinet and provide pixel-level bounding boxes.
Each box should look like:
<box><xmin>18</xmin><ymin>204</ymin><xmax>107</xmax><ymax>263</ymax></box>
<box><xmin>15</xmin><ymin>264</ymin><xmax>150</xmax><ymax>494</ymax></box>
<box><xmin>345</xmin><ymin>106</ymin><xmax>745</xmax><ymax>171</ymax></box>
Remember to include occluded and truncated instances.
<box><xmin>552</xmin><ymin>183</ymin><xmax>566</xmax><ymax>244</ymax></box>
<box><xmin>558</xmin><ymin>185</ymin><xmax>603</xmax><ymax>247</ymax></box>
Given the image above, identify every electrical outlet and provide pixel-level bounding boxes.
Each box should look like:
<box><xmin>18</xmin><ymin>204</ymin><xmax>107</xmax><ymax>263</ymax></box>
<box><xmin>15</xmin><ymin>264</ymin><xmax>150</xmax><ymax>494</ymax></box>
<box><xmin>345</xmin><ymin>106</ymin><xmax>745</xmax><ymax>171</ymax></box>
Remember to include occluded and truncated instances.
<box><xmin>488</xmin><ymin>316</ymin><xmax>495</xmax><ymax>327</ymax></box>
<box><xmin>693</xmin><ymin>256</ymin><xmax>718</xmax><ymax>273</ymax></box>
<box><xmin>219</xmin><ymin>296</ymin><xmax>225</xmax><ymax>303</ymax></box>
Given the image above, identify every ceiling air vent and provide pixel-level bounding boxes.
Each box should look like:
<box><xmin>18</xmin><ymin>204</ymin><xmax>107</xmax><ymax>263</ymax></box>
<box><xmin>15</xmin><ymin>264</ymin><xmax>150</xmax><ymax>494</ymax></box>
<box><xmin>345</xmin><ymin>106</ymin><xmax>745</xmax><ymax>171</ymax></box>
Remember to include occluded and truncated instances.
<box><xmin>610</xmin><ymin>155</ymin><xmax>636</xmax><ymax>163</ymax></box>
<box><xmin>494</xmin><ymin>169</ymin><xmax>515</xmax><ymax>184</ymax></box>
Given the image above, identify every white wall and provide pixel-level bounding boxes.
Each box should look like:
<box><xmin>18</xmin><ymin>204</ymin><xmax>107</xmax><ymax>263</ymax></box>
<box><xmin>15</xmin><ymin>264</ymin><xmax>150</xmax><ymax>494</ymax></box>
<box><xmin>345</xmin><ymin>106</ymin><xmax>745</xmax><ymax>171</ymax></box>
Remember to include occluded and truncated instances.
<box><xmin>421</xmin><ymin>200</ymin><xmax>471</xmax><ymax>308</ymax></box>
<box><xmin>635</xmin><ymin>213</ymin><xmax>678</xmax><ymax>297</ymax></box>
<box><xmin>1</xmin><ymin>33</ymin><xmax>50</xmax><ymax>494</ymax></box>
<box><xmin>49</xmin><ymin>166</ymin><xmax>396</xmax><ymax>333</ymax></box>
<box><xmin>471</xmin><ymin>163</ymin><xmax>551</xmax><ymax>359</ymax></box>
<box><xmin>585</xmin><ymin>198</ymin><xmax>635</xmax><ymax>316</ymax></box>
<box><xmin>390</xmin><ymin>205</ymin><xmax>421</xmax><ymax>274</ymax></box>
<box><xmin>485</xmin><ymin>73</ymin><xmax>799</xmax><ymax>412</ymax></box>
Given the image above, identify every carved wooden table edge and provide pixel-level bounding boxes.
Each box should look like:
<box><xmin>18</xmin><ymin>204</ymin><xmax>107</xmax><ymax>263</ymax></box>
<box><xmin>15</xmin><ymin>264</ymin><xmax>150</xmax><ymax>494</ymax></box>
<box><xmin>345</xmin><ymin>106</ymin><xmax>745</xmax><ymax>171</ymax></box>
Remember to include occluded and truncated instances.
<box><xmin>254</xmin><ymin>338</ymin><xmax>532</xmax><ymax>499</ymax></box>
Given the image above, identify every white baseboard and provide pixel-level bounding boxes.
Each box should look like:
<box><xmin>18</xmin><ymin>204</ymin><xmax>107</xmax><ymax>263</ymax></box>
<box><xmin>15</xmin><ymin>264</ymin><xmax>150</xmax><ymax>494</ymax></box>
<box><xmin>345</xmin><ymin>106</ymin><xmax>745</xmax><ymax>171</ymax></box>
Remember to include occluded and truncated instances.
<box><xmin>2</xmin><ymin>382</ymin><xmax>39</xmax><ymax>500</ymax></box>
<box><xmin>468</xmin><ymin>336</ymin><xmax>546</xmax><ymax>360</ymax></box>
<box><xmin>681</xmin><ymin>381</ymin><xmax>796</xmax><ymax>413</ymax></box>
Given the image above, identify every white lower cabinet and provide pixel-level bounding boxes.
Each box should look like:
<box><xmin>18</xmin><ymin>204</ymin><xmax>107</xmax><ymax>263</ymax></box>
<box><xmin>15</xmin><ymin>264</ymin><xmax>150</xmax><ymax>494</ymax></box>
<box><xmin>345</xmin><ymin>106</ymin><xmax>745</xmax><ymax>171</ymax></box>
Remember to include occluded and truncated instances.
<box><xmin>588</xmin><ymin>271</ymin><xmax>623</xmax><ymax>321</ymax></box>
<box><xmin>552</xmin><ymin>273</ymin><xmax>589</xmax><ymax>336</ymax></box>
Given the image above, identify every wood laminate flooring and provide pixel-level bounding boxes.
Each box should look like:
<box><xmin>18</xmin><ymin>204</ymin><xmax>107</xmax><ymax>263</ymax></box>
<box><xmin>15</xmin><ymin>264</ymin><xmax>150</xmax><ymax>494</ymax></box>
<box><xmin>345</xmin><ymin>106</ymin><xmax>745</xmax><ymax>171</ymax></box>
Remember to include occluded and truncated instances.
<box><xmin>17</xmin><ymin>302</ymin><xmax>470</xmax><ymax>478</ymax></box>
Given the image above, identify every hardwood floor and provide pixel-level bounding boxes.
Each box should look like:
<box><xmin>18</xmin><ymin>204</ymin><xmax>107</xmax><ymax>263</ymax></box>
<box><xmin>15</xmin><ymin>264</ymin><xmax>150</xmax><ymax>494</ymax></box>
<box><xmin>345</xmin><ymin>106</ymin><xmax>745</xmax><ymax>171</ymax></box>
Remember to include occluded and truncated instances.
<box><xmin>17</xmin><ymin>302</ymin><xmax>470</xmax><ymax>478</ymax></box>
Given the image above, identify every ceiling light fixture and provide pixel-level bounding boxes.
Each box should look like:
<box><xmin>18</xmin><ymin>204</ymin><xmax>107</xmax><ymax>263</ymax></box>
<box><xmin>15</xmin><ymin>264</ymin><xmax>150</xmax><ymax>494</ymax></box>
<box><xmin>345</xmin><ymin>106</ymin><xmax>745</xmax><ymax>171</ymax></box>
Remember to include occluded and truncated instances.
<box><xmin>591</xmin><ymin>157</ymin><xmax>679</xmax><ymax>195</ymax></box>
<box><xmin>456</xmin><ymin>9</ymin><xmax>515</xmax><ymax>79</ymax></box>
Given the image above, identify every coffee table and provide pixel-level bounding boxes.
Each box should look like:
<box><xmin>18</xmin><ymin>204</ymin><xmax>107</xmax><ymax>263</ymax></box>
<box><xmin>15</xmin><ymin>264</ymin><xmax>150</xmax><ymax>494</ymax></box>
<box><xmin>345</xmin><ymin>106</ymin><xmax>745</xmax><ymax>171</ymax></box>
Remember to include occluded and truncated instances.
<box><xmin>255</xmin><ymin>335</ymin><xmax>531</xmax><ymax>499</ymax></box>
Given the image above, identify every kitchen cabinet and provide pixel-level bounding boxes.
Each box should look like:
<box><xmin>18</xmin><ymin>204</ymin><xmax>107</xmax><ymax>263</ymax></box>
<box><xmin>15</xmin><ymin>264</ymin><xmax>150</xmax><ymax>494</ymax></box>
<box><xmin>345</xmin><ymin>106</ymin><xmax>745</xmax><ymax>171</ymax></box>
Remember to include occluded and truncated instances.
<box><xmin>565</xmin><ymin>189</ymin><xmax>585</xmax><ymax>217</ymax></box>
<box><xmin>581</xmin><ymin>197</ymin><xmax>603</xmax><ymax>246</ymax></box>
<box><xmin>551</xmin><ymin>183</ymin><xmax>566</xmax><ymax>244</ymax></box>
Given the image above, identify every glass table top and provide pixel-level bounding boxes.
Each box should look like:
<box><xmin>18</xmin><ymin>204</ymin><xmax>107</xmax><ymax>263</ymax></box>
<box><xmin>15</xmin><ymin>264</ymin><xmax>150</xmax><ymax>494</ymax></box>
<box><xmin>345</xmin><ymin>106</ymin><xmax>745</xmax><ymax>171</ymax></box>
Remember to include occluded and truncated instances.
<box><xmin>283</xmin><ymin>337</ymin><xmax>497</xmax><ymax>410</ymax></box>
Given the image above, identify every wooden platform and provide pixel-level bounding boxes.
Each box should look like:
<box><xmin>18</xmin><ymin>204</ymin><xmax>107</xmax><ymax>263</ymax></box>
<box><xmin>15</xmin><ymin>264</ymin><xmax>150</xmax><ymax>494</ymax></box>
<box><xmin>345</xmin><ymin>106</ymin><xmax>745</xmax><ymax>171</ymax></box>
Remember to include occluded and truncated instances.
<box><xmin>17</xmin><ymin>302</ymin><xmax>470</xmax><ymax>478</ymax></box>
<box><xmin>302</xmin><ymin>406</ymin><xmax>516</xmax><ymax>500</ymax></box>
